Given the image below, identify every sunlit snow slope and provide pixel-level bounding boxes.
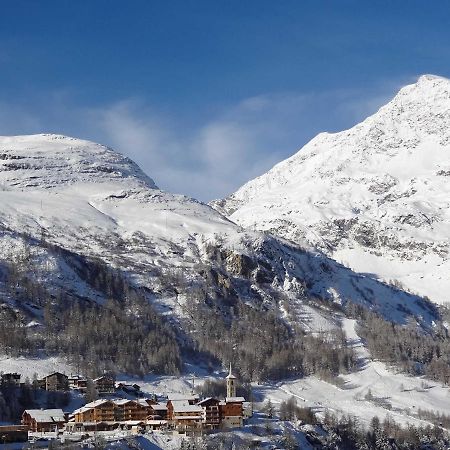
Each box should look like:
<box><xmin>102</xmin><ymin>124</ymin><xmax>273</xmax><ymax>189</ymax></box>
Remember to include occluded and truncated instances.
<box><xmin>0</xmin><ymin>134</ymin><xmax>438</xmax><ymax>329</ymax></box>
<box><xmin>214</xmin><ymin>75</ymin><xmax>450</xmax><ymax>304</ymax></box>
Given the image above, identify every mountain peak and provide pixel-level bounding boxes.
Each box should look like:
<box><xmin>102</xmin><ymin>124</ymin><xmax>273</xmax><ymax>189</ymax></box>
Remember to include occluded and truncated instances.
<box><xmin>391</xmin><ymin>74</ymin><xmax>450</xmax><ymax>106</ymax></box>
<box><xmin>215</xmin><ymin>75</ymin><xmax>450</xmax><ymax>305</ymax></box>
<box><xmin>0</xmin><ymin>133</ymin><xmax>158</xmax><ymax>191</ymax></box>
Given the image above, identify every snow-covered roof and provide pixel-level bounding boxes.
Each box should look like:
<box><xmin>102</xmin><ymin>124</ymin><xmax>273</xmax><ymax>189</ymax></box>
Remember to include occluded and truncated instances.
<box><xmin>170</xmin><ymin>400</ymin><xmax>203</xmax><ymax>414</ymax></box>
<box><xmin>225</xmin><ymin>397</ymin><xmax>245</xmax><ymax>403</ymax></box>
<box><xmin>150</xmin><ymin>403</ymin><xmax>167</xmax><ymax>411</ymax></box>
<box><xmin>167</xmin><ymin>393</ymin><xmax>198</xmax><ymax>401</ymax></box>
<box><xmin>24</xmin><ymin>409</ymin><xmax>65</xmax><ymax>423</ymax></box>
<box><xmin>43</xmin><ymin>372</ymin><xmax>67</xmax><ymax>379</ymax></box>
<box><xmin>114</xmin><ymin>399</ymin><xmax>135</xmax><ymax>406</ymax></box>
<box><xmin>197</xmin><ymin>397</ymin><xmax>219</xmax><ymax>405</ymax></box>
<box><xmin>93</xmin><ymin>375</ymin><xmax>114</xmax><ymax>382</ymax></box>
<box><xmin>83</xmin><ymin>399</ymin><xmax>112</xmax><ymax>408</ymax></box>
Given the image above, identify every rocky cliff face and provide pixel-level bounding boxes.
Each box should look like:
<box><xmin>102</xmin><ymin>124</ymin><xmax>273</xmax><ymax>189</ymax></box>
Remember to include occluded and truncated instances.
<box><xmin>213</xmin><ymin>75</ymin><xmax>450</xmax><ymax>304</ymax></box>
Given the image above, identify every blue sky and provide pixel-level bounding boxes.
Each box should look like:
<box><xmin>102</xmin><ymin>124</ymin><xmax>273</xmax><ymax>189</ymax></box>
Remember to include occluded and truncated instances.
<box><xmin>1</xmin><ymin>1</ymin><xmax>450</xmax><ymax>200</ymax></box>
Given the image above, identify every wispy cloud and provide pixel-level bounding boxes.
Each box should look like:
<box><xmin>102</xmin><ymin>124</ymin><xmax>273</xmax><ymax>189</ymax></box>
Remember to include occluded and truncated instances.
<box><xmin>0</xmin><ymin>79</ymin><xmax>408</xmax><ymax>201</ymax></box>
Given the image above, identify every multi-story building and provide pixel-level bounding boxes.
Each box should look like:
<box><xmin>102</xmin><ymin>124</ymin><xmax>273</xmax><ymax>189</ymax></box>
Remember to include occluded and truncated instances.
<box><xmin>68</xmin><ymin>375</ymin><xmax>87</xmax><ymax>392</ymax></box>
<box><xmin>0</xmin><ymin>372</ymin><xmax>20</xmax><ymax>386</ymax></box>
<box><xmin>39</xmin><ymin>372</ymin><xmax>69</xmax><ymax>391</ymax></box>
<box><xmin>93</xmin><ymin>375</ymin><xmax>115</xmax><ymax>395</ymax></box>
<box><xmin>197</xmin><ymin>397</ymin><xmax>221</xmax><ymax>429</ymax></box>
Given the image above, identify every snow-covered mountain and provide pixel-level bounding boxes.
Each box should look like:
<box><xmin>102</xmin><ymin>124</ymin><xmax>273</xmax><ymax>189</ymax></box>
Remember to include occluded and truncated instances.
<box><xmin>0</xmin><ymin>133</ymin><xmax>437</xmax><ymax>337</ymax></box>
<box><xmin>213</xmin><ymin>75</ymin><xmax>450</xmax><ymax>305</ymax></box>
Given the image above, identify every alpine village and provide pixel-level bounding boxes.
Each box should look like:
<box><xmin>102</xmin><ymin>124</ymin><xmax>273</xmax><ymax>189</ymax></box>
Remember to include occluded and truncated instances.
<box><xmin>0</xmin><ymin>365</ymin><xmax>251</xmax><ymax>444</ymax></box>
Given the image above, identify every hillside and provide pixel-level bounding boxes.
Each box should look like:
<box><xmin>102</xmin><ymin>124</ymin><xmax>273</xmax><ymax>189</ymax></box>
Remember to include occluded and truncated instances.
<box><xmin>213</xmin><ymin>75</ymin><xmax>450</xmax><ymax>305</ymax></box>
<box><xmin>0</xmin><ymin>133</ymin><xmax>440</xmax><ymax>380</ymax></box>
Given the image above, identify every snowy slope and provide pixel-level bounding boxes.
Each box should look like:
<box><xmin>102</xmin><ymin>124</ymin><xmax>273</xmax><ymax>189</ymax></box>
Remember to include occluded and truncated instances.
<box><xmin>213</xmin><ymin>75</ymin><xmax>450</xmax><ymax>304</ymax></box>
<box><xmin>0</xmin><ymin>133</ymin><xmax>438</xmax><ymax>338</ymax></box>
<box><xmin>260</xmin><ymin>318</ymin><xmax>450</xmax><ymax>429</ymax></box>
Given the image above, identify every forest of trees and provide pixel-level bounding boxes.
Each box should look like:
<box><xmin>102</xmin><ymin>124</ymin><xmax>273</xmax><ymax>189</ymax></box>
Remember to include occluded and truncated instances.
<box><xmin>346</xmin><ymin>304</ymin><xmax>450</xmax><ymax>386</ymax></box>
<box><xmin>0</xmin><ymin>378</ymin><xmax>70</xmax><ymax>422</ymax></box>
<box><xmin>183</xmin><ymin>291</ymin><xmax>357</xmax><ymax>382</ymax></box>
<box><xmin>0</xmin><ymin>246</ymin><xmax>182</xmax><ymax>377</ymax></box>
<box><xmin>0</xmin><ymin>235</ymin><xmax>359</xmax><ymax>382</ymax></box>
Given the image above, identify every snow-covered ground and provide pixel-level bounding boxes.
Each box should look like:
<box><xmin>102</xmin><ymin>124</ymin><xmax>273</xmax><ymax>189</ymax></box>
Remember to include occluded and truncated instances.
<box><xmin>259</xmin><ymin>318</ymin><xmax>450</xmax><ymax>428</ymax></box>
<box><xmin>0</xmin><ymin>354</ymin><xmax>73</xmax><ymax>379</ymax></box>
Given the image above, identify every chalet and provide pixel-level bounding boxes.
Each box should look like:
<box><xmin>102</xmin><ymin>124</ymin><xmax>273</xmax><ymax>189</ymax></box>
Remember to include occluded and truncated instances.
<box><xmin>197</xmin><ymin>397</ymin><xmax>221</xmax><ymax>429</ymax></box>
<box><xmin>22</xmin><ymin>409</ymin><xmax>66</xmax><ymax>432</ymax></box>
<box><xmin>94</xmin><ymin>375</ymin><xmax>115</xmax><ymax>394</ymax></box>
<box><xmin>146</xmin><ymin>419</ymin><xmax>168</xmax><ymax>430</ymax></box>
<box><xmin>168</xmin><ymin>399</ymin><xmax>204</xmax><ymax>431</ymax></box>
<box><xmin>73</xmin><ymin>399</ymin><xmax>115</xmax><ymax>423</ymax></box>
<box><xmin>0</xmin><ymin>425</ymin><xmax>28</xmax><ymax>443</ymax></box>
<box><xmin>72</xmin><ymin>399</ymin><xmax>152</xmax><ymax>424</ymax></box>
<box><xmin>40</xmin><ymin>372</ymin><xmax>69</xmax><ymax>391</ymax></box>
<box><xmin>147</xmin><ymin>402</ymin><xmax>168</xmax><ymax>420</ymax></box>
<box><xmin>167</xmin><ymin>393</ymin><xmax>199</xmax><ymax>404</ymax></box>
<box><xmin>220</xmin><ymin>397</ymin><xmax>245</xmax><ymax>428</ymax></box>
<box><xmin>114</xmin><ymin>399</ymin><xmax>148</xmax><ymax>421</ymax></box>
<box><xmin>117</xmin><ymin>382</ymin><xmax>141</xmax><ymax>395</ymax></box>
<box><xmin>68</xmin><ymin>375</ymin><xmax>87</xmax><ymax>392</ymax></box>
<box><xmin>0</xmin><ymin>372</ymin><xmax>20</xmax><ymax>386</ymax></box>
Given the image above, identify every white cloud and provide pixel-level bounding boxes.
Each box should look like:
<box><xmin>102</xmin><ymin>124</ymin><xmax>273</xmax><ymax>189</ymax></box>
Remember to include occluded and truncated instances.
<box><xmin>0</xmin><ymin>78</ymin><xmax>408</xmax><ymax>201</ymax></box>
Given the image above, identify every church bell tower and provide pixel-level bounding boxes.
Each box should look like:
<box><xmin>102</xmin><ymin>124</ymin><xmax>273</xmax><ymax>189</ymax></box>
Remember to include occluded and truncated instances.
<box><xmin>226</xmin><ymin>363</ymin><xmax>237</xmax><ymax>398</ymax></box>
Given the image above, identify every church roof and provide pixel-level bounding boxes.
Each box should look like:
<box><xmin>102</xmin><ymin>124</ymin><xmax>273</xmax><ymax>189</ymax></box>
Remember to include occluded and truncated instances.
<box><xmin>225</xmin><ymin>363</ymin><xmax>236</xmax><ymax>379</ymax></box>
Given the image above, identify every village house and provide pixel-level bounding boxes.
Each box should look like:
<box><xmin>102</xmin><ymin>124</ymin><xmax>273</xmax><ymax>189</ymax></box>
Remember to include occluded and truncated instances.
<box><xmin>69</xmin><ymin>399</ymin><xmax>168</xmax><ymax>432</ymax></box>
<box><xmin>72</xmin><ymin>399</ymin><xmax>153</xmax><ymax>423</ymax></box>
<box><xmin>94</xmin><ymin>375</ymin><xmax>115</xmax><ymax>394</ymax></box>
<box><xmin>167</xmin><ymin>398</ymin><xmax>204</xmax><ymax>432</ymax></box>
<box><xmin>0</xmin><ymin>372</ymin><xmax>21</xmax><ymax>386</ymax></box>
<box><xmin>197</xmin><ymin>397</ymin><xmax>221</xmax><ymax>429</ymax></box>
<box><xmin>220</xmin><ymin>397</ymin><xmax>245</xmax><ymax>428</ymax></box>
<box><xmin>73</xmin><ymin>399</ymin><xmax>115</xmax><ymax>423</ymax></box>
<box><xmin>39</xmin><ymin>372</ymin><xmax>69</xmax><ymax>391</ymax></box>
<box><xmin>116</xmin><ymin>382</ymin><xmax>142</xmax><ymax>397</ymax></box>
<box><xmin>114</xmin><ymin>399</ymin><xmax>148</xmax><ymax>421</ymax></box>
<box><xmin>46</xmin><ymin>365</ymin><xmax>246</xmax><ymax>435</ymax></box>
<box><xmin>68</xmin><ymin>375</ymin><xmax>87</xmax><ymax>392</ymax></box>
<box><xmin>22</xmin><ymin>409</ymin><xmax>66</xmax><ymax>432</ymax></box>
<box><xmin>147</xmin><ymin>402</ymin><xmax>168</xmax><ymax>420</ymax></box>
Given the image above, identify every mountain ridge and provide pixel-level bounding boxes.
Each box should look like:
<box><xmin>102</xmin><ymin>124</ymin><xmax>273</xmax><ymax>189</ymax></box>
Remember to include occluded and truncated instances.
<box><xmin>213</xmin><ymin>74</ymin><xmax>450</xmax><ymax>304</ymax></box>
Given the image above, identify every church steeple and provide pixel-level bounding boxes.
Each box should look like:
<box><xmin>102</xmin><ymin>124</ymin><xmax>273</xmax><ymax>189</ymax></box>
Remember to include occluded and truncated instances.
<box><xmin>226</xmin><ymin>363</ymin><xmax>237</xmax><ymax>398</ymax></box>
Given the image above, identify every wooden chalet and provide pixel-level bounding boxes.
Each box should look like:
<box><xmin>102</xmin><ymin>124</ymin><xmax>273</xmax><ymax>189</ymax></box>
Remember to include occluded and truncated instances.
<box><xmin>68</xmin><ymin>375</ymin><xmax>87</xmax><ymax>392</ymax></box>
<box><xmin>197</xmin><ymin>397</ymin><xmax>221</xmax><ymax>429</ymax></box>
<box><xmin>93</xmin><ymin>375</ymin><xmax>115</xmax><ymax>394</ymax></box>
<box><xmin>220</xmin><ymin>397</ymin><xmax>245</xmax><ymax>428</ymax></box>
<box><xmin>116</xmin><ymin>382</ymin><xmax>142</xmax><ymax>397</ymax></box>
<box><xmin>73</xmin><ymin>399</ymin><xmax>115</xmax><ymax>422</ymax></box>
<box><xmin>167</xmin><ymin>398</ymin><xmax>204</xmax><ymax>431</ymax></box>
<box><xmin>73</xmin><ymin>399</ymin><xmax>150</xmax><ymax>423</ymax></box>
<box><xmin>39</xmin><ymin>372</ymin><xmax>69</xmax><ymax>391</ymax></box>
<box><xmin>22</xmin><ymin>409</ymin><xmax>66</xmax><ymax>432</ymax></box>
<box><xmin>147</xmin><ymin>402</ymin><xmax>168</xmax><ymax>420</ymax></box>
